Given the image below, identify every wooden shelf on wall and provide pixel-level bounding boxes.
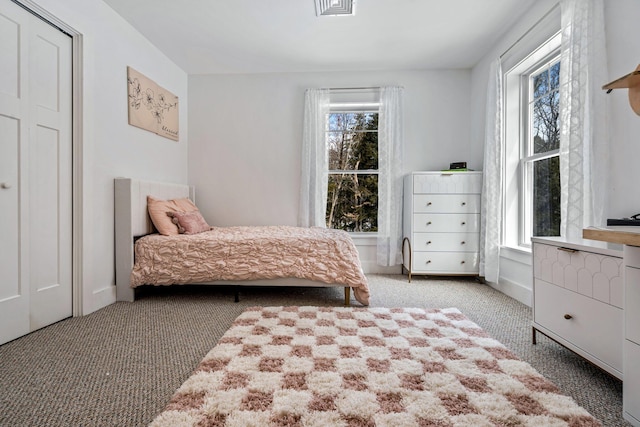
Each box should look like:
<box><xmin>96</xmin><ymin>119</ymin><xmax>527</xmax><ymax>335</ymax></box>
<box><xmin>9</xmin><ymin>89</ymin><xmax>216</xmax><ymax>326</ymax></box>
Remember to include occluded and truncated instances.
<box><xmin>603</xmin><ymin>64</ymin><xmax>640</xmax><ymax>115</ymax></box>
<box><xmin>603</xmin><ymin>67</ymin><xmax>640</xmax><ymax>92</ymax></box>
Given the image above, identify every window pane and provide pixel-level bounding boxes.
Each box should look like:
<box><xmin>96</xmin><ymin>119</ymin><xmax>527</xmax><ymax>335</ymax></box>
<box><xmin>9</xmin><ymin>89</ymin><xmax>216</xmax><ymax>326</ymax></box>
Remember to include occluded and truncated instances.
<box><xmin>344</xmin><ymin>113</ymin><xmax>360</xmax><ymax>130</ymax></box>
<box><xmin>532</xmin><ymin>93</ymin><xmax>560</xmax><ymax>153</ymax></box>
<box><xmin>327</xmin><ymin>132</ymin><xmax>378</xmax><ymax>170</ymax></box>
<box><xmin>328</xmin><ymin>131</ymin><xmax>352</xmax><ymax>170</ymax></box>
<box><xmin>363</xmin><ymin>112</ymin><xmax>378</xmax><ymax>130</ymax></box>
<box><xmin>532</xmin><ymin>156</ymin><xmax>561</xmax><ymax>237</ymax></box>
<box><xmin>549</xmin><ymin>61</ymin><xmax>560</xmax><ymax>90</ymax></box>
<box><xmin>339</xmin><ymin>112</ymin><xmax>379</xmax><ymax>131</ymax></box>
<box><xmin>533</xmin><ymin>69</ymin><xmax>548</xmax><ymax>99</ymax></box>
<box><xmin>327</xmin><ymin>111</ymin><xmax>379</xmax><ymax>171</ymax></box>
<box><xmin>328</xmin><ymin>113</ymin><xmax>344</xmax><ymax>131</ymax></box>
<box><xmin>326</xmin><ymin>173</ymin><xmax>378</xmax><ymax>232</ymax></box>
<box><xmin>353</xmin><ymin>131</ymin><xmax>378</xmax><ymax>170</ymax></box>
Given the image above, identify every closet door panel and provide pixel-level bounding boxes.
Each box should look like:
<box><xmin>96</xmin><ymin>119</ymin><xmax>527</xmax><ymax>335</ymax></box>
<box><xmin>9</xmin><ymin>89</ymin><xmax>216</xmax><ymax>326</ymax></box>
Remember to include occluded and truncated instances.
<box><xmin>0</xmin><ymin>0</ymin><xmax>30</xmax><ymax>344</ymax></box>
<box><xmin>30</xmin><ymin>126</ymin><xmax>61</xmax><ymax>286</ymax></box>
<box><xmin>0</xmin><ymin>116</ymin><xmax>20</xmax><ymax>300</ymax></box>
<box><xmin>28</xmin><ymin>13</ymin><xmax>72</xmax><ymax>330</ymax></box>
<box><xmin>0</xmin><ymin>10</ymin><xmax>19</xmax><ymax>100</ymax></box>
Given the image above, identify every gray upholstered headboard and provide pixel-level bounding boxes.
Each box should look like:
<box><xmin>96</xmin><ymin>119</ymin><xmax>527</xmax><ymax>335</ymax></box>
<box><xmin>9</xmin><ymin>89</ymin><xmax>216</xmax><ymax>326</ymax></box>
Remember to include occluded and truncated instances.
<box><xmin>114</xmin><ymin>178</ymin><xmax>195</xmax><ymax>302</ymax></box>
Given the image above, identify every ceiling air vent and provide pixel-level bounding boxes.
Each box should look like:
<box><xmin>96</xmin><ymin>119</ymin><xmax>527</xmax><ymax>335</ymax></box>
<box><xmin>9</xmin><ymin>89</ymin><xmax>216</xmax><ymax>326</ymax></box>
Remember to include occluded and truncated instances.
<box><xmin>315</xmin><ymin>0</ymin><xmax>355</xmax><ymax>16</ymax></box>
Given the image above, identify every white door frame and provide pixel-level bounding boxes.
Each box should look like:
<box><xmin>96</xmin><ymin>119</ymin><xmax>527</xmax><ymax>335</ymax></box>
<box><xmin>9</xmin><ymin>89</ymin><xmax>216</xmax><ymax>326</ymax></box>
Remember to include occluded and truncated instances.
<box><xmin>15</xmin><ymin>0</ymin><xmax>84</xmax><ymax>316</ymax></box>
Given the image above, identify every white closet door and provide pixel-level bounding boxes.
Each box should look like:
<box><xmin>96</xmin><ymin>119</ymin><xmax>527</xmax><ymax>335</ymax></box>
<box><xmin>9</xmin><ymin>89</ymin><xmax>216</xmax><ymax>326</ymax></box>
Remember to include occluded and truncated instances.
<box><xmin>0</xmin><ymin>0</ymin><xmax>72</xmax><ymax>344</ymax></box>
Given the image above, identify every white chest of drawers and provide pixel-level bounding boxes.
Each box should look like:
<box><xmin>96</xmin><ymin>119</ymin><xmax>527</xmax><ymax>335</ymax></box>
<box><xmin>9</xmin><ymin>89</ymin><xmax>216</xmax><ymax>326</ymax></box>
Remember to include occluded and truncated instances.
<box><xmin>531</xmin><ymin>236</ymin><xmax>624</xmax><ymax>379</ymax></box>
<box><xmin>402</xmin><ymin>171</ymin><xmax>482</xmax><ymax>281</ymax></box>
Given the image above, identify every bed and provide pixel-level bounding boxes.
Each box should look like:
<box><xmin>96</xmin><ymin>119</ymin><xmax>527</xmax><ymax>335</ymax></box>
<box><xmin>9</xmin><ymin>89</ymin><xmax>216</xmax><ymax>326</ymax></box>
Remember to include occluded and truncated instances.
<box><xmin>114</xmin><ymin>178</ymin><xmax>370</xmax><ymax>306</ymax></box>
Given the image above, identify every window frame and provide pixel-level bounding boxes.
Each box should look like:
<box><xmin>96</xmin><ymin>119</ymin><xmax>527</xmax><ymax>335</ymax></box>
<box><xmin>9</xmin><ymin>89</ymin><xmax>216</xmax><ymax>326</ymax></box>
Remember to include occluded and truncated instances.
<box><xmin>503</xmin><ymin>31</ymin><xmax>562</xmax><ymax>252</ymax></box>
<box><xmin>325</xmin><ymin>102</ymin><xmax>381</xmax><ymax>234</ymax></box>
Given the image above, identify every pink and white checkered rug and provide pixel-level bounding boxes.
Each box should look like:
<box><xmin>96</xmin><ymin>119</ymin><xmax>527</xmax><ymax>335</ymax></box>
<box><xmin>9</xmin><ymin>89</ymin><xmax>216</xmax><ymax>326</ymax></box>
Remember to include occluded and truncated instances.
<box><xmin>150</xmin><ymin>306</ymin><xmax>601</xmax><ymax>426</ymax></box>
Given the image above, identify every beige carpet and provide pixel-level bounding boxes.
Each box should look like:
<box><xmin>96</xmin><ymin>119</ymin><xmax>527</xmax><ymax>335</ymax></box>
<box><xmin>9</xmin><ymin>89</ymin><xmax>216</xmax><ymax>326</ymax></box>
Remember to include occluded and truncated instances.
<box><xmin>150</xmin><ymin>306</ymin><xmax>601</xmax><ymax>427</ymax></box>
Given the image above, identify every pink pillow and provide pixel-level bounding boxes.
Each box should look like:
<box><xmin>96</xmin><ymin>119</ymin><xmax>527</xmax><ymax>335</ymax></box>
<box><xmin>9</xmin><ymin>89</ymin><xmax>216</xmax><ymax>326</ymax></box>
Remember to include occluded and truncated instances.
<box><xmin>167</xmin><ymin>210</ymin><xmax>212</xmax><ymax>235</ymax></box>
<box><xmin>147</xmin><ymin>196</ymin><xmax>198</xmax><ymax>235</ymax></box>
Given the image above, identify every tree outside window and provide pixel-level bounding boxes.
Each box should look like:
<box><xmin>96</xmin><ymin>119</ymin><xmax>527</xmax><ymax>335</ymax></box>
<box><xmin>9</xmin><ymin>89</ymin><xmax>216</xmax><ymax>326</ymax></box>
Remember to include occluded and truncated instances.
<box><xmin>326</xmin><ymin>111</ymin><xmax>379</xmax><ymax>232</ymax></box>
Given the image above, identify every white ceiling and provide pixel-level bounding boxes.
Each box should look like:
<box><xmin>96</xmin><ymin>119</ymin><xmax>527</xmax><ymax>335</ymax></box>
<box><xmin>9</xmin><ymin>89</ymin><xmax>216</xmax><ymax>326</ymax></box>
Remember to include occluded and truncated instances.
<box><xmin>103</xmin><ymin>0</ymin><xmax>535</xmax><ymax>75</ymax></box>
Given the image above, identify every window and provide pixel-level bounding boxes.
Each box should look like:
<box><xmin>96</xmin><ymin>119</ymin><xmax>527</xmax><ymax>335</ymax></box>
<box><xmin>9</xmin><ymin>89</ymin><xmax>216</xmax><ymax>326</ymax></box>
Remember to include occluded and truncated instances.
<box><xmin>504</xmin><ymin>32</ymin><xmax>561</xmax><ymax>250</ymax></box>
<box><xmin>522</xmin><ymin>58</ymin><xmax>561</xmax><ymax>243</ymax></box>
<box><xmin>325</xmin><ymin>108</ymin><xmax>379</xmax><ymax>232</ymax></box>
<box><xmin>300</xmin><ymin>86</ymin><xmax>403</xmax><ymax>264</ymax></box>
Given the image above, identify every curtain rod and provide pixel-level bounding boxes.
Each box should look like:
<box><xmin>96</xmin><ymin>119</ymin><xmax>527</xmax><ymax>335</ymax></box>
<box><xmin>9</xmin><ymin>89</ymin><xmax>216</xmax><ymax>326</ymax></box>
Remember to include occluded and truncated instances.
<box><xmin>327</xmin><ymin>86</ymin><xmax>380</xmax><ymax>91</ymax></box>
<box><xmin>499</xmin><ymin>3</ymin><xmax>560</xmax><ymax>59</ymax></box>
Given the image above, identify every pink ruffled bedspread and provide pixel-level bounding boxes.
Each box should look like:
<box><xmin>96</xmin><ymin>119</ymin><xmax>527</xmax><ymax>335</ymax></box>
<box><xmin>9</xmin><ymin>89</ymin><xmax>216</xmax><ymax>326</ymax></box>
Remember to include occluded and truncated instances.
<box><xmin>130</xmin><ymin>226</ymin><xmax>370</xmax><ymax>305</ymax></box>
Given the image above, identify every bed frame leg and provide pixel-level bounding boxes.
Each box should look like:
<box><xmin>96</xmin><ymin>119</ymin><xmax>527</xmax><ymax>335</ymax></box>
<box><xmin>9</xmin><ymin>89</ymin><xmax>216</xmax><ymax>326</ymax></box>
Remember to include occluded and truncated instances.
<box><xmin>234</xmin><ymin>286</ymin><xmax>240</xmax><ymax>303</ymax></box>
<box><xmin>344</xmin><ymin>287</ymin><xmax>351</xmax><ymax>306</ymax></box>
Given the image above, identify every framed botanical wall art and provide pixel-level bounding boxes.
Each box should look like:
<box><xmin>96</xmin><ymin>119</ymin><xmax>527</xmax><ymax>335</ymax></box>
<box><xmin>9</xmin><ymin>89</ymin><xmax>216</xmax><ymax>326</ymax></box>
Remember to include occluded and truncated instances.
<box><xmin>127</xmin><ymin>66</ymin><xmax>179</xmax><ymax>141</ymax></box>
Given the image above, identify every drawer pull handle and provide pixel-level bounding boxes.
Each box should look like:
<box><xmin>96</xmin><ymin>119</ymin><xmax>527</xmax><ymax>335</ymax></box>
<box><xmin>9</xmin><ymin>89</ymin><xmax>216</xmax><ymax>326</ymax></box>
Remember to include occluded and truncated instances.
<box><xmin>461</xmin><ymin>221</ymin><xmax>466</xmax><ymax>226</ymax></box>
<box><xmin>426</xmin><ymin>241</ymin><xmax>432</xmax><ymax>245</ymax></box>
<box><xmin>426</xmin><ymin>260</ymin><xmax>431</xmax><ymax>264</ymax></box>
<box><xmin>564</xmin><ymin>314</ymin><xmax>573</xmax><ymax>320</ymax></box>
<box><xmin>461</xmin><ymin>260</ymin><xmax>466</xmax><ymax>264</ymax></box>
<box><xmin>461</xmin><ymin>202</ymin><xmax>466</xmax><ymax>206</ymax></box>
<box><xmin>461</xmin><ymin>241</ymin><xmax>466</xmax><ymax>245</ymax></box>
<box><xmin>427</xmin><ymin>202</ymin><xmax>432</xmax><ymax>206</ymax></box>
<box><xmin>426</xmin><ymin>221</ymin><xmax>432</xmax><ymax>226</ymax></box>
<box><xmin>557</xmin><ymin>247</ymin><xmax>578</xmax><ymax>253</ymax></box>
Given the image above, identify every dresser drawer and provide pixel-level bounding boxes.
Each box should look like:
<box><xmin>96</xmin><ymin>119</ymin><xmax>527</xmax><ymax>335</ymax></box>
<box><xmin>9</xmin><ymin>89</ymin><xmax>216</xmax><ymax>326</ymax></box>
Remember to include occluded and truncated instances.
<box><xmin>532</xmin><ymin>242</ymin><xmax>623</xmax><ymax>308</ymax></box>
<box><xmin>413</xmin><ymin>194</ymin><xmax>480</xmax><ymax>214</ymax></box>
<box><xmin>534</xmin><ymin>279</ymin><xmax>622</xmax><ymax>373</ymax></box>
<box><xmin>625</xmin><ymin>245</ymin><xmax>640</xmax><ymax>269</ymax></box>
<box><xmin>413</xmin><ymin>173</ymin><xmax>482</xmax><ymax>194</ymax></box>
<box><xmin>624</xmin><ymin>341</ymin><xmax>640</xmax><ymax>422</ymax></box>
<box><xmin>411</xmin><ymin>252</ymin><xmax>479</xmax><ymax>273</ymax></box>
<box><xmin>626</xmin><ymin>266</ymin><xmax>640</xmax><ymax>345</ymax></box>
<box><xmin>412</xmin><ymin>232</ymin><xmax>479</xmax><ymax>252</ymax></box>
<box><xmin>413</xmin><ymin>213</ymin><xmax>479</xmax><ymax>233</ymax></box>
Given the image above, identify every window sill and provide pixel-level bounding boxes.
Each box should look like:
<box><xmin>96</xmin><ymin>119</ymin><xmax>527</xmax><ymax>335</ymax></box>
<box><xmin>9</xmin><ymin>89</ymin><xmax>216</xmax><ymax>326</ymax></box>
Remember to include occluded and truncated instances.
<box><xmin>500</xmin><ymin>245</ymin><xmax>532</xmax><ymax>265</ymax></box>
<box><xmin>349</xmin><ymin>233</ymin><xmax>377</xmax><ymax>246</ymax></box>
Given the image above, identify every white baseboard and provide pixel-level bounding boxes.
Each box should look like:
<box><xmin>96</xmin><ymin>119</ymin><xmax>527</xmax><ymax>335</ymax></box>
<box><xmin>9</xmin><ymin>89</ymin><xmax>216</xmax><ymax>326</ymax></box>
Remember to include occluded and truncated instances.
<box><xmin>361</xmin><ymin>261</ymin><xmax>401</xmax><ymax>275</ymax></box>
<box><xmin>487</xmin><ymin>277</ymin><xmax>532</xmax><ymax>307</ymax></box>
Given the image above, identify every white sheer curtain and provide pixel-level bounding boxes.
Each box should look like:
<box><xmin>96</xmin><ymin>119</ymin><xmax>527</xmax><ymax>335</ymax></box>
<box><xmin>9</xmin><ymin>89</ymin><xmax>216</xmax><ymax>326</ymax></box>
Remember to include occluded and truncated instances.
<box><xmin>377</xmin><ymin>86</ymin><xmax>404</xmax><ymax>266</ymax></box>
<box><xmin>480</xmin><ymin>59</ymin><xmax>503</xmax><ymax>283</ymax></box>
<box><xmin>559</xmin><ymin>0</ymin><xmax>608</xmax><ymax>239</ymax></box>
<box><xmin>299</xmin><ymin>88</ymin><xmax>330</xmax><ymax>227</ymax></box>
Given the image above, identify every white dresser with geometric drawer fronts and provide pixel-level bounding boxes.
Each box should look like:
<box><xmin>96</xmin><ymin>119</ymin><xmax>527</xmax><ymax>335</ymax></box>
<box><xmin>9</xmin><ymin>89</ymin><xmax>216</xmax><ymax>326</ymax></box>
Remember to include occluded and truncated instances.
<box><xmin>402</xmin><ymin>171</ymin><xmax>482</xmax><ymax>281</ymax></box>
<box><xmin>531</xmin><ymin>236</ymin><xmax>624</xmax><ymax>379</ymax></box>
